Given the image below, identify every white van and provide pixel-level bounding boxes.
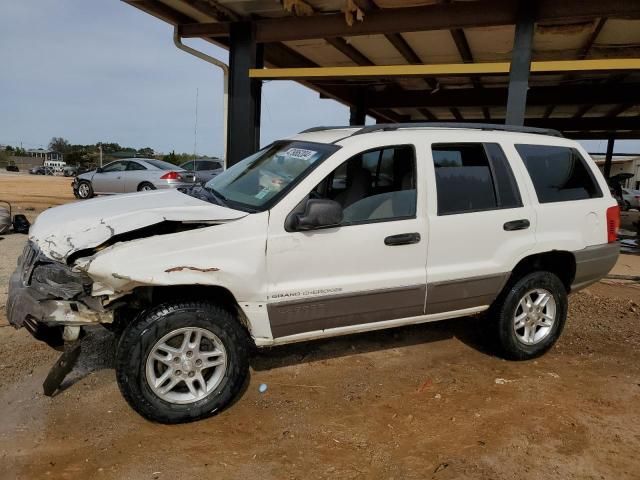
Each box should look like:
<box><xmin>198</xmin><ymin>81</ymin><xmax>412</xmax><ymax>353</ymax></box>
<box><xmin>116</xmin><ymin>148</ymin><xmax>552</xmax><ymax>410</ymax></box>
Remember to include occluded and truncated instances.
<box><xmin>8</xmin><ymin>123</ymin><xmax>619</xmax><ymax>423</ymax></box>
<box><xmin>43</xmin><ymin>160</ymin><xmax>66</xmax><ymax>173</ymax></box>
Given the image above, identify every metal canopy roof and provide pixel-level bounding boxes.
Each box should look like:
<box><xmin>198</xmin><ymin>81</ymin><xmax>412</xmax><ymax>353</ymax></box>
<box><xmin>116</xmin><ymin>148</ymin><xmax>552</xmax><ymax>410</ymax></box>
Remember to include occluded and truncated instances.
<box><xmin>124</xmin><ymin>0</ymin><xmax>640</xmax><ymax>139</ymax></box>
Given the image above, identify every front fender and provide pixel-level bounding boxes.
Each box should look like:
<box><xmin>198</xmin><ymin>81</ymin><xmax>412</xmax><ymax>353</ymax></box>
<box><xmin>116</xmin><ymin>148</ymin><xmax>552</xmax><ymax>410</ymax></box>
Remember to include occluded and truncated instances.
<box><xmin>81</xmin><ymin>211</ymin><xmax>270</xmax><ymax>303</ymax></box>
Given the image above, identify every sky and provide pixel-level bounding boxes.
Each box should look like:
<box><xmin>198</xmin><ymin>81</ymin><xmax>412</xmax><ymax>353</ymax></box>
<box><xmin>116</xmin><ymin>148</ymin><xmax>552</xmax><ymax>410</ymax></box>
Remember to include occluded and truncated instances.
<box><xmin>0</xmin><ymin>0</ymin><xmax>351</xmax><ymax>158</ymax></box>
<box><xmin>0</xmin><ymin>0</ymin><xmax>637</xmax><ymax>158</ymax></box>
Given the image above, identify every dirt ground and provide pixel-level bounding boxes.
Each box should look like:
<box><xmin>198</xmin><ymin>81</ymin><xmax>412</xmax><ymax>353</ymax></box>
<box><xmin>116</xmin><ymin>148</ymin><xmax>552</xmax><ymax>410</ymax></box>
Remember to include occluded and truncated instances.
<box><xmin>1</xmin><ymin>173</ymin><xmax>639</xmax><ymax>480</ymax></box>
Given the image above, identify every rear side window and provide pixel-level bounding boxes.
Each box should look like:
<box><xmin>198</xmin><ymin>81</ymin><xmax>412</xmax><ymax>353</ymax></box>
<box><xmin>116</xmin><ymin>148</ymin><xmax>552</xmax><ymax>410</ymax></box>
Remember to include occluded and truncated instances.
<box><xmin>432</xmin><ymin>143</ymin><xmax>522</xmax><ymax>215</ymax></box>
<box><xmin>145</xmin><ymin>159</ymin><xmax>179</xmax><ymax>170</ymax></box>
<box><xmin>127</xmin><ymin>162</ymin><xmax>147</xmax><ymax>171</ymax></box>
<box><xmin>515</xmin><ymin>145</ymin><xmax>602</xmax><ymax>203</ymax></box>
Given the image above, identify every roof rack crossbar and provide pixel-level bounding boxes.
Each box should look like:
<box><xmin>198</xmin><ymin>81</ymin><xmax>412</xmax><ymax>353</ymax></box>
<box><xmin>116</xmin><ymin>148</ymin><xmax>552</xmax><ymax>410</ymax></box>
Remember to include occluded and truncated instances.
<box><xmin>299</xmin><ymin>123</ymin><xmax>563</xmax><ymax>138</ymax></box>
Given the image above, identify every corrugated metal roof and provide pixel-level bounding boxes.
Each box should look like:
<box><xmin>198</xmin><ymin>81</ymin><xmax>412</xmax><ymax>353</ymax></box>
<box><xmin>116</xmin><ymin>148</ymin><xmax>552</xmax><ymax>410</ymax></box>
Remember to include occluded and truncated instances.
<box><xmin>124</xmin><ymin>0</ymin><xmax>640</xmax><ymax>136</ymax></box>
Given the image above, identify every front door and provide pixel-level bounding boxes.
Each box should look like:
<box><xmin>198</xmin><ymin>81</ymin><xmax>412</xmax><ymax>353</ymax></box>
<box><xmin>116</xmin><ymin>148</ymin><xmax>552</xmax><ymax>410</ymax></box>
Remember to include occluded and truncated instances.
<box><xmin>266</xmin><ymin>143</ymin><xmax>428</xmax><ymax>339</ymax></box>
<box><xmin>91</xmin><ymin>160</ymin><xmax>127</xmax><ymax>194</ymax></box>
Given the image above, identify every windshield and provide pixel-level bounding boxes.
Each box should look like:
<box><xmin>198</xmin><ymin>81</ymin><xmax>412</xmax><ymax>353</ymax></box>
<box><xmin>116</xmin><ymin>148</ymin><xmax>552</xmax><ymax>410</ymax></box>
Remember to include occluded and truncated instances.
<box><xmin>204</xmin><ymin>141</ymin><xmax>339</xmax><ymax>211</ymax></box>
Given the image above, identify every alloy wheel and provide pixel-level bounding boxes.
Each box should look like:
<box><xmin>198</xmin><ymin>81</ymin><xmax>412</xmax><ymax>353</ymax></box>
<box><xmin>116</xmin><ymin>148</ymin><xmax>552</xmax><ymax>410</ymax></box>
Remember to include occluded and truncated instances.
<box><xmin>145</xmin><ymin>327</ymin><xmax>227</xmax><ymax>404</ymax></box>
<box><xmin>513</xmin><ymin>288</ymin><xmax>556</xmax><ymax>345</ymax></box>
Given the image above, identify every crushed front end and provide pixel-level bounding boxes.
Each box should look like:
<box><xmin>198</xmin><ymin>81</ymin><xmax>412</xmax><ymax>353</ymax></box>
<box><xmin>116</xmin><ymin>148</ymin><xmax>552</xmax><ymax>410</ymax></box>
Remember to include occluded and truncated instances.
<box><xmin>7</xmin><ymin>242</ymin><xmax>113</xmax><ymax>349</ymax></box>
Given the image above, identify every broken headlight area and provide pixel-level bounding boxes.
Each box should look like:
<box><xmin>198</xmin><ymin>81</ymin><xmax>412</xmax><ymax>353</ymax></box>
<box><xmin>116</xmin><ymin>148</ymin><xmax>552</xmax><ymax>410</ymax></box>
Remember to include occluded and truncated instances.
<box><xmin>30</xmin><ymin>262</ymin><xmax>92</xmax><ymax>300</ymax></box>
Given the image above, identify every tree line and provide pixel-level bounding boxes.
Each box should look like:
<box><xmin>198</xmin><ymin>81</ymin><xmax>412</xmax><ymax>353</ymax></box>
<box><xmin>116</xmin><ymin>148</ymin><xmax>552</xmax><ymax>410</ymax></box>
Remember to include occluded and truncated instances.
<box><xmin>1</xmin><ymin>137</ymin><xmax>205</xmax><ymax>167</ymax></box>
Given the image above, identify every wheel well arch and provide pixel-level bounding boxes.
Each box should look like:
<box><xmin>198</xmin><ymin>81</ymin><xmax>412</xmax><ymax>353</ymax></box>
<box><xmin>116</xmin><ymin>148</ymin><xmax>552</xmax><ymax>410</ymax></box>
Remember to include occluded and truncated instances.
<box><xmin>137</xmin><ymin>181</ymin><xmax>154</xmax><ymax>190</ymax></box>
<box><xmin>508</xmin><ymin>251</ymin><xmax>576</xmax><ymax>292</ymax></box>
<box><xmin>127</xmin><ymin>284</ymin><xmax>252</xmax><ymax>333</ymax></box>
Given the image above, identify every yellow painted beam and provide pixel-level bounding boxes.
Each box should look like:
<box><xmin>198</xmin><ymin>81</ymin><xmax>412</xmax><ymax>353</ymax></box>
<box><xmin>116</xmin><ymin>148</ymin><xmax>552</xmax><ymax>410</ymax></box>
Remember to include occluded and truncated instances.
<box><xmin>249</xmin><ymin>58</ymin><xmax>640</xmax><ymax>79</ymax></box>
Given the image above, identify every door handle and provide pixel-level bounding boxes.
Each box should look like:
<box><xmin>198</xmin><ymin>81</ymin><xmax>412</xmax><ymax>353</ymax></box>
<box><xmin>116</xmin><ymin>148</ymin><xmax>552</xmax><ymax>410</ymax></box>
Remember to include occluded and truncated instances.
<box><xmin>384</xmin><ymin>232</ymin><xmax>421</xmax><ymax>246</ymax></box>
<box><xmin>503</xmin><ymin>219</ymin><xmax>530</xmax><ymax>231</ymax></box>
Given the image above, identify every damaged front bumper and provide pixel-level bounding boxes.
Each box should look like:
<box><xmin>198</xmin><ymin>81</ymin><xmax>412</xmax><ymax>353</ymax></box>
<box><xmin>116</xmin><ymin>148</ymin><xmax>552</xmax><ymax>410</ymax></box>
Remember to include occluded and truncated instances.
<box><xmin>7</xmin><ymin>243</ymin><xmax>113</xmax><ymax>347</ymax></box>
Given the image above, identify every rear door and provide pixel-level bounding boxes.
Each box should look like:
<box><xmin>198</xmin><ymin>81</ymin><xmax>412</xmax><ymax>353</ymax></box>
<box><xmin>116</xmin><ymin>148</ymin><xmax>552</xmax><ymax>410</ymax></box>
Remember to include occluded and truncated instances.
<box><xmin>425</xmin><ymin>139</ymin><xmax>536</xmax><ymax>315</ymax></box>
<box><xmin>91</xmin><ymin>161</ymin><xmax>128</xmax><ymax>194</ymax></box>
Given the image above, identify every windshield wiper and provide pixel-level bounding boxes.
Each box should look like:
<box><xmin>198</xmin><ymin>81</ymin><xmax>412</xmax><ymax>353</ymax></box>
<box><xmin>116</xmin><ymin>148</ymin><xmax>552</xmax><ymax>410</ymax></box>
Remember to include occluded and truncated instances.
<box><xmin>205</xmin><ymin>187</ymin><xmax>229</xmax><ymax>207</ymax></box>
<box><xmin>204</xmin><ymin>186</ymin><xmax>261</xmax><ymax>213</ymax></box>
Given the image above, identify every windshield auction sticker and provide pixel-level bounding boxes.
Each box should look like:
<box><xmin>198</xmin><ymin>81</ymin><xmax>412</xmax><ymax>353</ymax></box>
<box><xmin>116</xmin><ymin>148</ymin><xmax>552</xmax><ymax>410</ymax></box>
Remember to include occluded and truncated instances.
<box><xmin>283</xmin><ymin>148</ymin><xmax>318</xmax><ymax>161</ymax></box>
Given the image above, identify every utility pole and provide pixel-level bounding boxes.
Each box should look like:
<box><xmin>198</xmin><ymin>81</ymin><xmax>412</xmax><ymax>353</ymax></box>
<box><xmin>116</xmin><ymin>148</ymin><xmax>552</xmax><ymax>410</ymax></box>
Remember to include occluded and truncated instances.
<box><xmin>98</xmin><ymin>144</ymin><xmax>103</xmax><ymax>167</ymax></box>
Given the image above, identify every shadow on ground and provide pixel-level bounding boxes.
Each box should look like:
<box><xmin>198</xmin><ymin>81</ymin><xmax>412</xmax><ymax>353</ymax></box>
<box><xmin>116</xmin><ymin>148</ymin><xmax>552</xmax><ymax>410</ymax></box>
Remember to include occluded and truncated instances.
<box><xmin>50</xmin><ymin>315</ymin><xmax>496</xmax><ymax>394</ymax></box>
<box><xmin>251</xmin><ymin>314</ymin><xmax>495</xmax><ymax>371</ymax></box>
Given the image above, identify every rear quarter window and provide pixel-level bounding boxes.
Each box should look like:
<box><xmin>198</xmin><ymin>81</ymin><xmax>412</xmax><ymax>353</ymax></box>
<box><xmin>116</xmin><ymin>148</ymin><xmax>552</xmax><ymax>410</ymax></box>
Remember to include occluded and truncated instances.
<box><xmin>515</xmin><ymin>144</ymin><xmax>602</xmax><ymax>203</ymax></box>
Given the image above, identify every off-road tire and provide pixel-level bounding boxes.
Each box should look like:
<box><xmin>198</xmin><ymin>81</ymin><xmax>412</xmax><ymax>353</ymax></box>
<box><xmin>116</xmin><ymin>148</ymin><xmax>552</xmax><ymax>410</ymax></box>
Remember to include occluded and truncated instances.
<box><xmin>490</xmin><ymin>271</ymin><xmax>568</xmax><ymax>360</ymax></box>
<box><xmin>115</xmin><ymin>301</ymin><xmax>250</xmax><ymax>424</ymax></box>
<box><xmin>137</xmin><ymin>182</ymin><xmax>156</xmax><ymax>191</ymax></box>
<box><xmin>76</xmin><ymin>181</ymin><xmax>93</xmax><ymax>199</ymax></box>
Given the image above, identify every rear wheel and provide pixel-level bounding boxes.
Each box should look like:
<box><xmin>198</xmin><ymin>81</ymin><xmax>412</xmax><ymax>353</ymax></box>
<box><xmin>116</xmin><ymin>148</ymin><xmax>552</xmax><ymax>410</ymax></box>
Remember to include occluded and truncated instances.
<box><xmin>115</xmin><ymin>301</ymin><xmax>250</xmax><ymax>423</ymax></box>
<box><xmin>490</xmin><ymin>271</ymin><xmax>568</xmax><ymax>360</ymax></box>
<box><xmin>138</xmin><ymin>182</ymin><xmax>155</xmax><ymax>191</ymax></box>
<box><xmin>77</xmin><ymin>181</ymin><xmax>93</xmax><ymax>199</ymax></box>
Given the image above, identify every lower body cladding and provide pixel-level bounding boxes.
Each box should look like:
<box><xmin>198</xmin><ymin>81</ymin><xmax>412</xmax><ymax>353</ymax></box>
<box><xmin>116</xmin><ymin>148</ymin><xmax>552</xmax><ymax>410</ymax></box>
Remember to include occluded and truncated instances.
<box><xmin>571</xmin><ymin>242</ymin><xmax>619</xmax><ymax>291</ymax></box>
<box><xmin>266</xmin><ymin>275</ymin><xmax>508</xmax><ymax>341</ymax></box>
<box><xmin>265</xmin><ymin>242</ymin><xmax>619</xmax><ymax>342</ymax></box>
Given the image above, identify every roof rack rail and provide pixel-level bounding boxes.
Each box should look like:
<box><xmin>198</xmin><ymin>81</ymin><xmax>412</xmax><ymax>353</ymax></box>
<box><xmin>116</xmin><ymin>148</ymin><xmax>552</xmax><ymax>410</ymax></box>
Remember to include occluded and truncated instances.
<box><xmin>298</xmin><ymin>126</ymin><xmax>358</xmax><ymax>133</ymax></box>
<box><xmin>299</xmin><ymin>123</ymin><xmax>563</xmax><ymax>138</ymax></box>
<box><xmin>353</xmin><ymin>122</ymin><xmax>564</xmax><ymax>137</ymax></box>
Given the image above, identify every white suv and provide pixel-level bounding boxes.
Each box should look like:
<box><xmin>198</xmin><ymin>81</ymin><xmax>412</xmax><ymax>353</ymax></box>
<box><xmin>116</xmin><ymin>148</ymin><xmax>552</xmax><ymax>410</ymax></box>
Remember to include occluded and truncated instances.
<box><xmin>8</xmin><ymin>124</ymin><xmax>620</xmax><ymax>423</ymax></box>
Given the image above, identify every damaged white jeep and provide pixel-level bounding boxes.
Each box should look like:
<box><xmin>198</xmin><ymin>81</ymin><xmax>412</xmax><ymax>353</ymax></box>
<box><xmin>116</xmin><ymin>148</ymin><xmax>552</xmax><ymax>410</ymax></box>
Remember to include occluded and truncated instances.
<box><xmin>8</xmin><ymin>124</ymin><xmax>619</xmax><ymax>423</ymax></box>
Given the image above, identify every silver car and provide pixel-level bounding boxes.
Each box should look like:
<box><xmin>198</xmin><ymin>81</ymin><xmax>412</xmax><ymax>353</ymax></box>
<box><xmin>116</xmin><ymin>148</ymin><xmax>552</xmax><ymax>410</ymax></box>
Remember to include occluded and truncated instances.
<box><xmin>179</xmin><ymin>158</ymin><xmax>223</xmax><ymax>184</ymax></box>
<box><xmin>73</xmin><ymin>158</ymin><xmax>197</xmax><ymax>199</ymax></box>
<box><xmin>622</xmin><ymin>187</ymin><xmax>640</xmax><ymax>210</ymax></box>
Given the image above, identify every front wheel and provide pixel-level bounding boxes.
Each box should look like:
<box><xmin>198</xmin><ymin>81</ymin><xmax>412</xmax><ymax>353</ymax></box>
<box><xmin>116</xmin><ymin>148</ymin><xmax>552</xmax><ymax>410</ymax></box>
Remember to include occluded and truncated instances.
<box><xmin>115</xmin><ymin>301</ymin><xmax>250</xmax><ymax>423</ymax></box>
<box><xmin>490</xmin><ymin>271</ymin><xmax>568</xmax><ymax>360</ymax></box>
<box><xmin>76</xmin><ymin>181</ymin><xmax>93</xmax><ymax>199</ymax></box>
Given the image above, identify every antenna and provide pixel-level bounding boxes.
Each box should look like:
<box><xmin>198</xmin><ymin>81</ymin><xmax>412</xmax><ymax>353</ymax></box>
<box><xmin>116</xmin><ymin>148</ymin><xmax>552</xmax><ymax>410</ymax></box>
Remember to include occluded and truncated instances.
<box><xmin>193</xmin><ymin>88</ymin><xmax>199</xmax><ymax>159</ymax></box>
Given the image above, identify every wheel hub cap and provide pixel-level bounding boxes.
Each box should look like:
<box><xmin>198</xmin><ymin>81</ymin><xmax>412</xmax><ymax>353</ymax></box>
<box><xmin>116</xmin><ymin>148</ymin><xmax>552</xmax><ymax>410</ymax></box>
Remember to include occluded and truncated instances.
<box><xmin>145</xmin><ymin>327</ymin><xmax>227</xmax><ymax>405</ymax></box>
<box><xmin>513</xmin><ymin>288</ymin><xmax>557</xmax><ymax>345</ymax></box>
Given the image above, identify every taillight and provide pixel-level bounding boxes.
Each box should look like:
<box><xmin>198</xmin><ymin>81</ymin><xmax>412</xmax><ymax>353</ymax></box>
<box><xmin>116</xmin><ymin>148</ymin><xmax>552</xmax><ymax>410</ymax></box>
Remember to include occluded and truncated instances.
<box><xmin>160</xmin><ymin>171</ymin><xmax>181</xmax><ymax>180</ymax></box>
<box><xmin>606</xmin><ymin>205</ymin><xmax>620</xmax><ymax>243</ymax></box>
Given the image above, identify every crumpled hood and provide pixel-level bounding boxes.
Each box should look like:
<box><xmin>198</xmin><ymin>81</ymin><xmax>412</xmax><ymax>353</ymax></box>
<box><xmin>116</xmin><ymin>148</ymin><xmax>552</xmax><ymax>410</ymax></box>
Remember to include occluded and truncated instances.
<box><xmin>30</xmin><ymin>189</ymin><xmax>247</xmax><ymax>261</ymax></box>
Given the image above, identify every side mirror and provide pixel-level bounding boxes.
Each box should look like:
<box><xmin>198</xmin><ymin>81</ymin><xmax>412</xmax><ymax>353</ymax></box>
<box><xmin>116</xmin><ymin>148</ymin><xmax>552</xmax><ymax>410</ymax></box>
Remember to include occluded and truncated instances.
<box><xmin>293</xmin><ymin>198</ymin><xmax>343</xmax><ymax>231</ymax></box>
<box><xmin>96</xmin><ymin>167</ymin><xmax>103</xmax><ymax>173</ymax></box>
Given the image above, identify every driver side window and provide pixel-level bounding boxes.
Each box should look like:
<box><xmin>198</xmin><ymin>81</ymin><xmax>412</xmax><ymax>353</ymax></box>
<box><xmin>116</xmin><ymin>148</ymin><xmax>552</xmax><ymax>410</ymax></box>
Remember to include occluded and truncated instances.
<box><xmin>102</xmin><ymin>161</ymin><xmax>127</xmax><ymax>173</ymax></box>
<box><xmin>313</xmin><ymin>145</ymin><xmax>417</xmax><ymax>225</ymax></box>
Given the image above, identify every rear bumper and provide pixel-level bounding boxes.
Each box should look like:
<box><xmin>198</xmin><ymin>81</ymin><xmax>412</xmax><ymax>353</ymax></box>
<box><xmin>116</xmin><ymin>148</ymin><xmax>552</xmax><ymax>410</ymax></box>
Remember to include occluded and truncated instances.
<box><xmin>571</xmin><ymin>242</ymin><xmax>619</xmax><ymax>292</ymax></box>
